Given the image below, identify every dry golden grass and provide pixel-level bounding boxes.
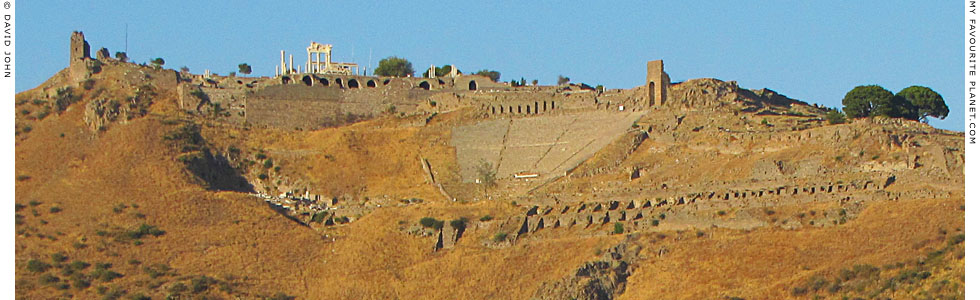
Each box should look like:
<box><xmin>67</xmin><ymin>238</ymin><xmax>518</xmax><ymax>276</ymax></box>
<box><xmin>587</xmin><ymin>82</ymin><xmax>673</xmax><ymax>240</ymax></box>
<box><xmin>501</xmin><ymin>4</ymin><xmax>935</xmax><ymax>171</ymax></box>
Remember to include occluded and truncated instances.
<box><xmin>14</xmin><ymin>63</ymin><xmax>964</xmax><ymax>299</ymax></box>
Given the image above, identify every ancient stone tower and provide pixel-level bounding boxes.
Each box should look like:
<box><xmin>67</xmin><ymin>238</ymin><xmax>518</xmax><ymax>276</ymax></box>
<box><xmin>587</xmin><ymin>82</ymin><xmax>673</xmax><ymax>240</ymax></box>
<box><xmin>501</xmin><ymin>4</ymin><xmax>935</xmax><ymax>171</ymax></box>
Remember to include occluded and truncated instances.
<box><xmin>70</xmin><ymin>31</ymin><xmax>90</xmax><ymax>64</ymax></box>
<box><xmin>647</xmin><ymin>60</ymin><xmax>669</xmax><ymax>106</ymax></box>
<box><xmin>68</xmin><ymin>31</ymin><xmax>93</xmax><ymax>83</ymax></box>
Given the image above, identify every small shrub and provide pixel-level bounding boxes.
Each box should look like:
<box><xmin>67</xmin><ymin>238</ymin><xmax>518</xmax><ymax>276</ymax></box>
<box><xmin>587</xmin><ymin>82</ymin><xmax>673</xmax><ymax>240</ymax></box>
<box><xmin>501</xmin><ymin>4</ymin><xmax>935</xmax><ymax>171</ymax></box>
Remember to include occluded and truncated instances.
<box><xmin>948</xmin><ymin>233</ymin><xmax>965</xmax><ymax>246</ymax></box>
<box><xmin>68</xmin><ymin>261</ymin><xmax>90</xmax><ymax>271</ymax></box>
<box><xmin>263</xmin><ymin>159</ymin><xmax>274</xmax><ymax>169</ymax></box>
<box><xmin>479</xmin><ymin>215</ymin><xmax>493</xmax><ymax>222</ymax></box>
<box><xmin>51</xmin><ymin>252</ymin><xmax>68</xmax><ymax>263</ymax></box>
<box><xmin>168</xmin><ymin>282</ymin><xmax>188</xmax><ymax>294</ymax></box>
<box><xmin>267</xmin><ymin>292</ymin><xmax>296</xmax><ymax>300</ymax></box>
<box><xmin>39</xmin><ymin>273</ymin><xmax>60</xmax><ymax>285</ymax></box>
<box><xmin>50</xmin><ymin>206</ymin><xmax>62</xmax><ymax>213</ymax></box>
<box><xmin>765</xmin><ymin>209</ymin><xmax>776</xmax><ymax>215</ymax></box>
<box><xmin>613</xmin><ymin>222</ymin><xmax>624</xmax><ymax>234</ymax></box>
<box><xmin>128</xmin><ymin>293</ymin><xmax>150</xmax><ymax>300</ymax></box>
<box><xmin>696</xmin><ymin>231</ymin><xmax>705</xmax><ymax>238</ymax></box>
<box><xmin>90</xmin><ymin>266</ymin><xmax>123</xmax><ymax>282</ymax></box>
<box><xmin>311</xmin><ymin>211</ymin><xmax>329</xmax><ymax>224</ymax></box>
<box><xmin>658</xmin><ymin>213</ymin><xmax>666</xmax><ymax>220</ymax></box>
<box><xmin>82</xmin><ymin>79</ymin><xmax>96</xmax><ymax>90</ymax></box>
<box><xmin>449</xmin><ymin>217</ymin><xmax>468</xmax><ymax>231</ymax></box>
<box><xmin>790</xmin><ymin>286</ymin><xmax>807</xmax><ymax>296</ymax></box>
<box><xmin>651</xmin><ymin>219</ymin><xmax>660</xmax><ymax>226</ymax></box>
<box><xmin>191</xmin><ymin>275</ymin><xmax>216</xmax><ymax>293</ymax></box>
<box><xmin>419</xmin><ymin>217</ymin><xmax>439</xmax><ymax>228</ymax></box>
<box><xmin>258</xmin><ymin>173</ymin><xmax>268</xmax><ymax>180</ymax></box>
<box><xmin>28</xmin><ymin>200</ymin><xmax>40</xmax><ymax>206</ymax></box>
<box><xmin>27</xmin><ymin>259</ymin><xmax>52</xmax><ymax>273</ymax></box>
<box><xmin>255</xmin><ymin>153</ymin><xmax>267</xmax><ymax>160</ymax></box>
<box><xmin>717</xmin><ymin>210</ymin><xmax>726</xmax><ymax>216</ymax></box>
<box><xmin>826</xmin><ymin>109</ymin><xmax>846</xmax><ymax>124</ymax></box>
<box><xmin>71</xmin><ymin>275</ymin><xmax>91</xmax><ymax>289</ymax></box>
<box><xmin>493</xmin><ymin>232</ymin><xmax>507</xmax><ymax>242</ymax></box>
<box><xmin>143</xmin><ymin>263</ymin><xmax>171</xmax><ymax>279</ymax></box>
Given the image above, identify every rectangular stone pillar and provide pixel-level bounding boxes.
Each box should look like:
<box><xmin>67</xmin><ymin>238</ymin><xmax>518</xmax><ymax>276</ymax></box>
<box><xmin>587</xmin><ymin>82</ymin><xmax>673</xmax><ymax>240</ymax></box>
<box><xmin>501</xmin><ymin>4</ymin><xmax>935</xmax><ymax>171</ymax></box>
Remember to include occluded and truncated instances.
<box><xmin>646</xmin><ymin>60</ymin><xmax>669</xmax><ymax>106</ymax></box>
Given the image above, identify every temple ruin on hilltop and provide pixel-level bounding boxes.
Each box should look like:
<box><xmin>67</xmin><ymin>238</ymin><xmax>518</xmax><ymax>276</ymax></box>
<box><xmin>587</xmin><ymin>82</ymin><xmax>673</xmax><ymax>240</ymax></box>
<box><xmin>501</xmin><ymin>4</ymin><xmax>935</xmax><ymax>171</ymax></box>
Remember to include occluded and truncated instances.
<box><xmin>277</xmin><ymin>41</ymin><xmax>359</xmax><ymax>76</ymax></box>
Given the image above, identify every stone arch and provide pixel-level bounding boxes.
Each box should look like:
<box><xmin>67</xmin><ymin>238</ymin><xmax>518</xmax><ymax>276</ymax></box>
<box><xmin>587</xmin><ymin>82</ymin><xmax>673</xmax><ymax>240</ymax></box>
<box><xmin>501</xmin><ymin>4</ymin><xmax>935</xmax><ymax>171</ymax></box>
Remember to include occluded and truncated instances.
<box><xmin>302</xmin><ymin>75</ymin><xmax>313</xmax><ymax>86</ymax></box>
<box><xmin>551</xmin><ymin>101</ymin><xmax>555</xmax><ymax>110</ymax></box>
<box><xmin>500</xmin><ymin>105</ymin><xmax>504</xmax><ymax>114</ymax></box>
<box><xmin>419</xmin><ymin>81</ymin><xmax>431</xmax><ymax>90</ymax></box>
<box><xmin>526</xmin><ymin>105</ymin><xmax>531</xmax><ymax>114</ymax></box>
<box><xmin>509</xmin><ymin>106</ymin><xmax>513</xmax><ymax>114</ymax></box>
<box><xmin>318</xmin><ymin>77</ymin><xmax>330</xmax><ymax>86</ymax></box>
<box><xmin>541</xmin><ymin>101</ymin><xmax>546</xmax><ymax>112</ymax></box>
<box><xmin>517</xmin><ymin>105</ymin><xmax>522</xmax><ymax>114</ymax></box>
<box><xmin>438</xmin><ymin>79</ymin><xmax>445</xmax><ymax>85</ymax></box>
<box><xmin>534</xmin><ymin>102</ymin><xmax>539</xmax><ymax>114</ymax></box>
<box><xmin>335</xmin><ymin>78</ymin><xmax>344</xmax><ymax>87</ymax></box>
<box><xmin>468</xmin><ymin>80</ymin><xmax>478</xmax><ymax>91</ymax></box>
<box><xmin>491</xmin><ymin>106</ymin><xmax>496</xmax><ymax>114</ymax></box>
<box><xmin>281</xmin><ymin>76</ymin><xmax>291</xmax><ymax>84</ymax></box>
<box><xmin>348</xmin><ymin>78</ymin><xmax>360</xmax><ymax>89</ymax></box>
<box><xmin>383</xmin><ymin>79</ymin><xmax>391</xmax><ymax>85</ymax></box>
<box><xmin>366</xmin><ymin>79</ymin><xmax>377</xmax><ymax>88</ymax></box>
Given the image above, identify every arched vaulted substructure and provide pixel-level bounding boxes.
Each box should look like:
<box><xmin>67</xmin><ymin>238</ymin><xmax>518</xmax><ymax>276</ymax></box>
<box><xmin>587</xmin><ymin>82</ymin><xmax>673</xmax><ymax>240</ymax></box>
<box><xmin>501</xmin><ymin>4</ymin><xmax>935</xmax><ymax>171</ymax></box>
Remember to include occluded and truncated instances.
<box><xmin>335</xmin><ymin>78</ymin><xmax>344</xmax><ymax>88</ymax></box>
<box><xmin>491</xmin><ymin>106</ymin><xmax>496</xmax><ymax>114</ymax></box>
<box><xmin>366</xmin><ymin>80</ymin><xmax>377</xmax><ymax>88</ymax></box>
<box><xmin>302</xmin><ymin>75</ymin><xmax>313</xmax><ymax>86</ymax></box>
<box><xmin>318</xmin><ymin>78</ymin><xmax>330</xmax><ymax>86</ymax></box>
<box><xmin>419</xmin><ymin>81</ymin><xmax>431</xmax><ymax>90</ymax></box>
<box><xmin>468</xmin><ymin>80</ymin><xmax>478</xmax><ymax>91</ymax></box>
<box><xmin>281</xmin><ymin>76</ymin><xmax>291</xmax><ymax>84</ymax></box>
<box><xmin>348</xmin><ymin>79</ymin><xmax>360</xmax><ymax>89</ymax></box>
<box><xmin>526</xmin><ymin>105</ymin><xmax>531</xmax><ymax>114</ymax></box>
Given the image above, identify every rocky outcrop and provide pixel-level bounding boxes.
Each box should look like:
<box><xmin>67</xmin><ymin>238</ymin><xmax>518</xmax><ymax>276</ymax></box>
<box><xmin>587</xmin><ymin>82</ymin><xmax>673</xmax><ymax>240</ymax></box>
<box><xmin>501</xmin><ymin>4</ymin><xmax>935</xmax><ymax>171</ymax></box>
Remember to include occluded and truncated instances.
<box><xmin>83</xmin><ymin>98</ymin><xmax>121</xmax><ymax>131</ymax></box>
<box><xmin>532</xmin><ymin>239</ymin><xmax>641</xmax><ymax>300</ymax></box>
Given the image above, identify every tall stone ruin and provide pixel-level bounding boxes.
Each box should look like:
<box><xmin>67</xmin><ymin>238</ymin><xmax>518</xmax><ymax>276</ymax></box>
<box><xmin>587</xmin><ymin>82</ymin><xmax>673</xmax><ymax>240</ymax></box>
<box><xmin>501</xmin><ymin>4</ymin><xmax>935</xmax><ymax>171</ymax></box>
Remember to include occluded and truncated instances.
<box><xmin>69</xmin><ymin>31</ymin><xmax>92</xmax><ymax>83</ymax></box>
<box><xmin>647</xmin><ymin>60</ymin><xmax>669</xmax><ymax>106</ymax></box>
<box><xmin>70</xmin><ymin>31</ymin><xmax>90</xmax><ymax>64</ymax></box>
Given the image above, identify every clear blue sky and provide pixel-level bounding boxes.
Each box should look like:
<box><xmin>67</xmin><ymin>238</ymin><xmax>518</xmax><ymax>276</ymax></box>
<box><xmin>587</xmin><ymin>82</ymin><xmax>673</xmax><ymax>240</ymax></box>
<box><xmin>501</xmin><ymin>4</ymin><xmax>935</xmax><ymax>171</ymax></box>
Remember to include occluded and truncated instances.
<box><xmin>17</xmin><ymin>1</ymin><xmax>963</xmax><ymax>131</ymax></box>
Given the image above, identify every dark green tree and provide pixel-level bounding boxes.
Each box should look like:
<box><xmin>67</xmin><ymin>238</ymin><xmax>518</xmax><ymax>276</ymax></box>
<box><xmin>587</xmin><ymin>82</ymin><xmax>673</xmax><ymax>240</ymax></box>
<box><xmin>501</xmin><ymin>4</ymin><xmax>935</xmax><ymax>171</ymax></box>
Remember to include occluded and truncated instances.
<box><xmin>435</xmin><ymin>65</ymin><xmax>453</xmax><ymax>77</ymax></box>
<box><xmin>842</xmin><ymin>85</ymin><xmax>906</xmax><ymax>119</ymax></box>
<box><xmin>150</xmin><ymin>57</ymin><xmax>165</xmax><ymax>68</ymax></box>
<box><xmin>826</xmin><ymin>108</ymin><xmax>847</xmax><ymax>125</ymax></box>
<box><xmin>474</xmin><ymin>69</ymin><xmax>501</xmax><ymax>82</ymax></box>
<box><xmin>557</xmin><ymin>75</ymin><xmax>570</xmax><ymax>85</ymax></box>
<box><xmin>374</xmin><ymin>56</ymin><xmax>414</xmax><ymax>77</ymax></box>
<box><xmin>238</xmin><ymin>63</ymin><xmax>252</xmax><ymax>75</ymax></box>
<box><xmin>114</xmin><ymin>52</ymin><xmax>128</xmax><ymax>62</ymax></box>
<box><xmin>897</xmin><ymin>86</ymin><xmax>948</xmax><ymax>121</ymax></box>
